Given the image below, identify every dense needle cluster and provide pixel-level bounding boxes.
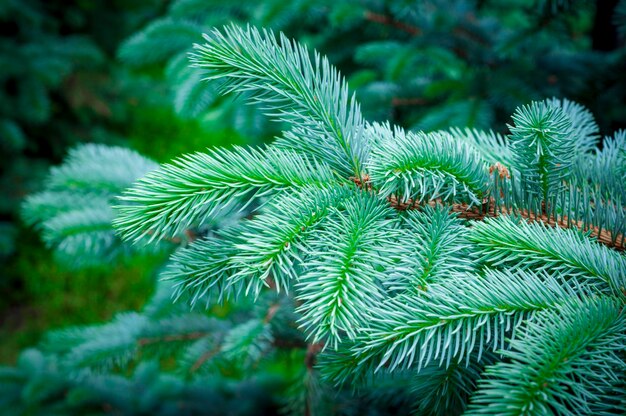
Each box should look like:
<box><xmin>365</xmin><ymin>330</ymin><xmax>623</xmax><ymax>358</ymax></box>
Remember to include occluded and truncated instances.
<box><xmin>11</xmin><ymin>24</ymin><xmax>626</xmax><ymax>415</ymax></box>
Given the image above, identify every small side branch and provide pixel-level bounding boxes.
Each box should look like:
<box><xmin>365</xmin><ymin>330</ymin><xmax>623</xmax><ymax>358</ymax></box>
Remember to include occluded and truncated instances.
<box><xmin>190</xmin><ymin>344</ymin><xmax>221</xmax><ymax>373</ymax></box>
<box><xmin>385</xmin><ymin>161</ymin><xmax>622</xmax><ymax>251</ymax></box>
<box><xmin>363</xmin><ymin>11</ymin><xmax>422</xmax><ymax>36</ymax></box>
<box><xmin>305</xmin><ymin>342</ymin><xmax>324</xmax><ymax>370</ymax></box>
<box><xmin>392</xmin><ymin>97</ymin><xmax>428</xmax><ymax>107</ymax></box>
<box><xmin>137</xmin><ymin>331</ymin><xmax>208</xmax><ymax>346</ymax></box>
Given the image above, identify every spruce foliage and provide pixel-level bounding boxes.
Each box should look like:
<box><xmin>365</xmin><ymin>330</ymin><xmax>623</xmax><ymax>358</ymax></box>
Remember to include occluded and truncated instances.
<box><xmin>22</xmin><ymin>144</ymin><xmax>162</xmax><ymax>267</ymax></box>
<box><xmin>4</xmin><ymin>21</ymin><xmax>625</xmax><ymax>416</ymax></box>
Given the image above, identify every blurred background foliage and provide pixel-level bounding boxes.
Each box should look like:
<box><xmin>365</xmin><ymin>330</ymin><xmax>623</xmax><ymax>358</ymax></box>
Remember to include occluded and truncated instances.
<box><xmin>1</xmin><ymin>0</ymin><xmax>625</xmax><ymax>386</ymax></box>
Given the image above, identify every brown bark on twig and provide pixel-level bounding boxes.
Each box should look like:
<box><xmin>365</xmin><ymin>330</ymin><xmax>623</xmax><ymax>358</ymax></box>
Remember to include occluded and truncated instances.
<box><xmin>387</xmin><ymin>196</ymin><xmax>624</xmax><ymax>251</ymax></box>
<box><xmin>349</xmin><ymin>174</ymin><xmax>371</xmax><ymax>190</ymax></box>
<box><xmin>363</xmin><ymin>11</ymin><xmax>422</xmax><ymax>36</ymax></box>
<box><xmin>305</xmin><ymin>342</ymin><xmax>324</xmax><ymax>370</ymax></box>
<box><xmin>190</xmin><ymin>344</ymin><xmax>221</xmax><ymax>372</ymax></box>
<box><xmin>137</xmin><ymin>331</ymin><xmax>207</xmax><ymax>346</ymax></box>
<box><xmin>392</xmin><ymin>97</ymin><xmax>428</xmax><ymax>107</ymax></box>
<box><xmin>383</xmin><ymin>161</ymin><xmax>623</xmax><ymax>250</ymax></box>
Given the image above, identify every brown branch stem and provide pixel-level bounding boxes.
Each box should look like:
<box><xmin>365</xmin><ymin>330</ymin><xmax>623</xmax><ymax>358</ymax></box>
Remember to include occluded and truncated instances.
<box><xmin>387</xmin><ymin>195</ymin><xmax>624</xmax><ymax>251</ymax></box>
<box><xmin>305</xmin><ymin>342</ymin><xmax>324</xmax><ymax>370</ymax></box>
<box><xmin>392</xmin><ymin>97</ymin><xmax>428</xmax><ymax>107</ymax></box>
<box><xmin>137</xmin><ymin>331</ymin><xmax>208</xmax><ymax>346</ymax></box>
<box><xmin>190</xmin><ymin>344</ymin><xmax>221</xmax><ymax>373</ymax></box>
<box><xmin>363</xmin><ymin>10</ymin><xmax>422</xmax><ymax>36</ymax></box>
<box><xmin>349</xmin><ymin>165</ymin><xmax>622</xmax><ymax>251</ymax></box>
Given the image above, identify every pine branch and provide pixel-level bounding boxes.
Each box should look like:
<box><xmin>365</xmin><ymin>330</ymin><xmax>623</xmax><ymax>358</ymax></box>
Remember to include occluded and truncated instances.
<box><xmin>41</xmin><ymin>205</ymin><xmax>120</xmax><ymax>263</ymax></box>
<box><xmin>13</xmin><ymin>14</ymin><xmax>626</xmax><ymax>414</ymax></box>
<box><xmin>469</xmin><ymin>215</ymin><xmax>626</xmax><ymax>296</ymax></box>
<box><xmin>22</xmin><ymin>191</ymin><xmax>109</xmax><ymax>228</ymax></box>
<box><xmin>385</xmin><ymin>206</ymin><xmax>474</xmax><ymax>293</ymax></box>
<box><xmin>508</xmin><ymin>100</ymin><xmax>574</xmax><ymax>211</ymax></box>
<box><xmin>410</xmin><ymin>352</ymin><xmax>497</xmax><ymax>416</ymax></box>
<box><xmin>220</xmin><ymin>319</ymin><xmax>274</xmax><ymax>370</ymax></box>
<box><xmin>180</xmin><ymin>336</ymin><xmax>222</xmax><ymax>375</ymax></box>
<box><xmin>354</xmin><ymin>269</ymin><xmax>586</xmax><ymax>372</ymax></box>
<box><xmin>384</xmin><ymin>194</ymin><xmax>624</xmax><ymax>252</ymax></box>
<box><xmin>448</xmin><ymin>127</ymin><xmax>514</xmax><ymax>167</ymax></box>
<box><xmin>574</xmin><ymin>129</ymin><xmax>625</xmax><ymax>203</ymax></box>
<box><xmin>320</xmin><ymin>348</ymin><xmax>495</xmax><ymax>416</ymax></box>
<box><xmin>165</xmin><ymin>186</ymin><xmax>358</xmax><ymax>306</ymax></box>
<box><xmin>368</xmin><ymin>123</ymin><xmax>490</xmax><ymax>207</ymax></box>
<box><xmin>21</xmin><ymin>144</ymin><xmax>160</xmax><ymax>266</ymax></box>
<box><xmin>191</xmin><ymin>24</ymin><xmax>368</xmax><ymax>177</ymax></box>
<box><xmin>228</xmin><ymin>184</ymin><xmax>357</xmax><ymax>296</ymax></box>
<box><xmin>547</xmin><ymin>97</ymin><xmax>599</xmax><ymax>154</ymax></box>
<box><xmin>47</xmin><ymin>144</ymin><xmax>158</xmax><ymax>194</ymax></box>
<box><xmin>296</xmin><ymin>193</ymin><xmax>399</xmax><ymax>348</ymax></box>
<box><xmin>163</xmin><ymin>234</ymin><xmax>239</xmax><ymax>307</ymax></box>
<box><xmin>180</xmin><ymin>317</ymin><xmax>276</xmax><ymax>376</ymax></box>
<box><xmin>43</xmin><ymin>313</ymin><xmax>222</xmax><ymax>370</ymax></box>
<box><xmin>467</xmin><ymin>297</ymin><xmax>626</xmax><ymax>415</ymax></box>
<box><xmin>114</xmin><ymin>146</ymin><xmax>337</xmax><ymax>242</ymax></box>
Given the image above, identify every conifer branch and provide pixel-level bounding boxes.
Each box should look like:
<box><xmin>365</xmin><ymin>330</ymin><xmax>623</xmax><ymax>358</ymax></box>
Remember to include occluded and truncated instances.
<box><xmin>468</xmin><ymin>297</ymin><xmax>626</xmax><ymax>415</ymax></box>
<box><xmin>296</xmin><ymin>194</ymin><xmax>399</xmax><ymax>348</ymax></box>
<box><xmin>228</xmin><ymin>185</ymin><xmax>358</xmax><ymax>296</ymax></box>
<box><xmin>368</xmin><ymin>123</ymin><xmax>490</xmax><ymax>207</ymax></box>
<box><xmin>22</xmin><ymin>144</ymin><xmax>161</xmax><ymax>266</ymax></box>
<box><xmin>385</xmin><ymin>206</ymin><xmax>474</xmax><ymax>293</ymax></box>
<box><xmin>508</xmin><ymin>101</ymin><xmax>574</xmax><ymax>211</ymax></box>
<box><xmin>384</xmin><ymin>196</ymin><xmax>625</xmax><ymax>251</ymax></box>
<box><xmin>16</xmin><ymin>18</ymin><xmax>626</xmax><ymax>413</ymax></box>
<box><xmin>469</xmin><ymin>215</ymin><xmax>626</xmax><ymax>295</ymax></box>
<box><xmin>354</xmin><ymin>269</ymin><xmax>586</xmax><ymax>372</ymax></box>
<box><xmin>163</xmin><ymin>235</ymin><xmax>238</xmax><ymax>307</ymax></box>
<box><xmin>191</xmin><ymin>25</ymin><xmax>369</xmax><ymax>177</ymax></box>
<box><xmin>114</xmin><ymin>146</ymin><xmax>336</xmax><ymax>242</ymax></box>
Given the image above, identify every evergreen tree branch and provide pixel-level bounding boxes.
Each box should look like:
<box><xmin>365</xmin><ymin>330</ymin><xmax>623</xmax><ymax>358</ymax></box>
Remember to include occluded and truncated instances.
<box><xmin>22</xmin><ymin>144</ymin><xmax>161</xmax><ymax>266</ymax></box>
<box><xmin>163</xmin><ymin>234</ymin><xmax>239</xmax><ymax>307</ymax></box>
<box><xmin>469</xmin><ymin>215</ymin><xmax>626</xmax><ymax>296</ymax></box>
<box><xmin>114</xmin><ymin>146</ymin><xmax>337</xmax><ymax>242</ymax></box>
<box><xmin>228</xmin><ymin>184</ymin><xmax>358</xmax><ymax>296</ymax></box>
<box><xmin>47</xmin><ymin>144</ymin><xmax>158</xmax><ymax>194</ymax></box>
<box><xmin>296</xmin><ymin>193</ymin><xmax>399</xmax><ymax>348</ymax></box>
<box><xmin>467</xmin><ymin>297</ymin><xmax>626</xmax><ymax>415</ymax></box>
<box><xmin>508</xmin><ymin>100</ymin><xmax>574</xmax><ymax>211</ymax></box>
<box><xmin>354</xmin><ymin>269</ymin><xmax>585</xmax><ymax>372</ymax></box>
<box><xmin>385</xmin><ymin>206</ymin><xmax>474</xmax><ymax>294</ymax></box>
<box><xmin>410</xmin><ymin>352</ymin><xmax>497</xmax><ymax>416</ymax></box>
<box><xmin>574</xmin><ymin>129</ymin><xmax>625</xmax><ymax>203</ymax></box>
<box><xmin>382</xmin><ymin>196</ymin><xmax>624</xmax><ymax>251</ymax></box>
<box><xmin>368</xmin><ymin>123</ymin><xmax>490</xmax><ymax>207</ymax></box>
<box><xmin>42</xmin><ymin>313</ymin><xmax>222</xmax><ymax>370</ymax></box>
<box><xmin>191</xmin><ymin>24</ymin><xmax>368</xmax><ymax>177</ymax></box>
<box><xmin>448</xmin><ymin>127</ymin><xmax>514</xmax><ymax>167</ymax></box>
